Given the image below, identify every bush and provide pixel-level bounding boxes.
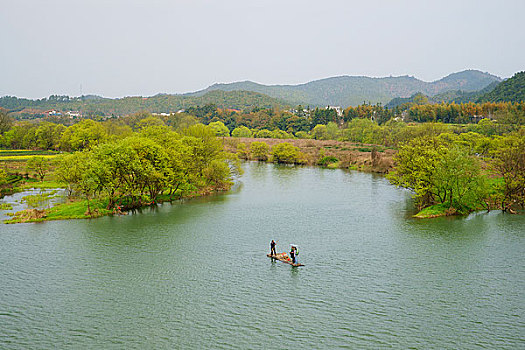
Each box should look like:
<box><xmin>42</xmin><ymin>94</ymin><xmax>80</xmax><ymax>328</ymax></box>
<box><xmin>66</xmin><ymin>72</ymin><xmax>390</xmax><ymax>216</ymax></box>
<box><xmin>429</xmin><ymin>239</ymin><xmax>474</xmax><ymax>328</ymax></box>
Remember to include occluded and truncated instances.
<box><xmin>271</xmin><ymin>142</ymin><xmax>306</xmax><ymax>164</ymax></box>
<box><xmin>209</xmin><ymin>121</ymin><xmax>230</xmax><ymax>137</ymax></box>
<box><xmin>250</xmin><ymin>141</ymin><xmax>270</xmax><ymax>161</ymax></box>
<box><xmin>231</xmin><ymin>126</ymin><xmax>252</xmax><ymax>138</ymax></box>
<box><xmin>311</xmin><ymin>124</ymin><xmax>328</xmax><ymax>140</ymax></box>
<box><xmin>236</xmin><ymin>142</ymin><xmax>250</xmax><ymax>159</ymax></box>
<box><xmin>271</xmin><ymin>129</ymin><xmax>293</xmax><ymax>139</ymax></box>
<box><xmin>256</xmin><ymin>129</ymin><xmax>272</xmax><ymax>138</ymax></box>
<box><xmin>295</xmin><ymin>131</ymin><xmax>310</xmax><ymax>139</ymax></box>
<box><xmin>318</xmin><ymin>155</ymin><xmax>338</xmax><ymax>167</ymax></box>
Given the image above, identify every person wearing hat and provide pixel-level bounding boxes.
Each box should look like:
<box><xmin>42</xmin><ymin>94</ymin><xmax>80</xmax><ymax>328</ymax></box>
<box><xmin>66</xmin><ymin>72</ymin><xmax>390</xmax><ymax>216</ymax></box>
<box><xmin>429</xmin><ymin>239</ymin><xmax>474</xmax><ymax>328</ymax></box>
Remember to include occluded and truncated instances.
<box><xmin>289</xmin><ymin>246</ymin><xmax>296</xmax><ymax>264</ymax></box>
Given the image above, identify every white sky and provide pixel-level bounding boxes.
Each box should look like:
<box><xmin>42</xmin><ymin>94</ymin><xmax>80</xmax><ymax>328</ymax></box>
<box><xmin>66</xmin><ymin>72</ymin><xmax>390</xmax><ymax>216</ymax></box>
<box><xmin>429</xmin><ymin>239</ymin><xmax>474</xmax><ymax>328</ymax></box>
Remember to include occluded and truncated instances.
<box><xmin>1</xmin><ymin>0</ymin><xmax>524</xmax><ymax>98</ymax></box>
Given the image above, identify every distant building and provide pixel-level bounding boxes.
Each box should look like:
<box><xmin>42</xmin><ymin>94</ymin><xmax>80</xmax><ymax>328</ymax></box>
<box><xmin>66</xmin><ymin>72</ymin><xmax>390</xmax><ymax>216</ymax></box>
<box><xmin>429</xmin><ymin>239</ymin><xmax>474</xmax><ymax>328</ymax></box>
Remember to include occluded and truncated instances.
<box><xmin>66</xmin><ymin>111</ymin><xmax>81</xmax><ymax>118</ymax></box>
<box><xmin>290</xmin><ymin>108</ymin><xmax>311</xmax><ymax>117</ymax></box>
<box><xmin>43</xmin><ymin>110</ymin><xmax>62</xmax><ymax>116</ymax></box>
<box><xmin>326</xmin><ymin>106</ymin><xmax>343</xmax><ymax>117</ymax></box>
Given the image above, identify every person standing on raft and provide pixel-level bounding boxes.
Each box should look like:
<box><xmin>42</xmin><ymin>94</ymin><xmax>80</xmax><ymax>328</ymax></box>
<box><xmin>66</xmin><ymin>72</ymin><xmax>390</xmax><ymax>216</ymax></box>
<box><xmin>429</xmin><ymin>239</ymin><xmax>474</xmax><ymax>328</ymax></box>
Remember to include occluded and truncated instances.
<box><xmin>292</xmin><ymin>245</ymin><xmax>299</xmax><ymax>264</ymax></box>
<box><xmin>289</xmin><ymin>246</ymin><xmax>296</xmax><ymax>264</ymax></box>
<box><xmin>270</xmin><ymin>240</ymin><xmax>276</xmax><ymax>256</ymax></box>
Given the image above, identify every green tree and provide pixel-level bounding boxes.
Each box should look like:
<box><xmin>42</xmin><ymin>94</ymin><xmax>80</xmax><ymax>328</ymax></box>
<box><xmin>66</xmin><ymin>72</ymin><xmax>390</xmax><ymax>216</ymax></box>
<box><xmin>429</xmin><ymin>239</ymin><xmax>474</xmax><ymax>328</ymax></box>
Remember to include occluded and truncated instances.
<box><xmin>167</xmin><ymin>113</ymin><xmax>198</xmax><ymax>131</ymax></box>
<box><xmin>433</xmin><ymin>146</ymin><xmax>488</xmax><ymax>213</ymax></box>
<box><xmin>311</xmin><ymin>124</ymin><xmax>328</xmax><ymax>140</ymax></box>
<box><xmin>0</xmin><ymin>109</ymin><xmax>13</xmax><ymax>135</ymax></box>
<box><xmin>271</xmin><ymin>142</ymin><xmax>306</xmax><ymax>164</ymax></box>
<box><xmin>255</xmin><ymin>129</ymin><xmax>272</xmax><ymax>138</ymax></box>
<box><xmin>326</xmin><ymin>122</ymin><xmax>340</xmax><ymax>140</ymax></box>
<box><xmin>26</xmin><ymin>156</ymin><xmax>50</xmax><ymax>181</ymax></box>
<box><xmin>209</xmin><ymin>121</ymin><xmax>230</xmax><ymax>137</ymax></box>
<box><xmin>387</xmin><ymin>137</ymin><xmax>448</xmax><ymax>210</ymax></box>
<box><xmin>103</xmin><ymin>120</ymin><xmax>133</xmax><ymax>140</ymax></box>
<box><xmin>203</xmin><ymin>159</ymin><xmax>232</xmax><ymax>189</ymax></box>
<box><xmin>135</xmin><ymin>116</ymin><xmax>165</xmax><ymax>130</ymax></box>
<box><xmin>60</xmin><ymin>119</ymin><xmax>107</xmax><ymax>151</ymax></box>
<box><xmin>34</xmin><ymin>122</ymin><xmax>66</xmax><ymax>150</ymax></box>
<box><xmin>270</xmin><ymin>129</ymin><xmax>292</xmax><ymax>139</ymax></box>
<box><xmin>250</xmin><ymin>141</ymin><xmax>270</xmax><ymax>161</ymax></box>
<box><xmin>343</xmin><ymin>118</ymin><xmax>382</xmax><ymax>144</ymax></box>
<box><xmin>236</xmin><ymin>142</ymin><xmax>250</xmax><ymax>159</ymax></box>
<box><xmin>54</xmin><ymin>151</ymin><xmax>98</xmax><ymax>215</ymax></box>
<box><xmin>181</xmin><ymin>124</ymin><xmax>229</xmax><ymax>188</ymax></box>
<box><xmin>491</xmin><ymin>131</ymin><xmax>525</xmax><ymax>211</ymax></box>
<box><xmin>295</xmin><ymin>131</ymin><xmax>310</xmax><ymax>139</ymax></box>
<box><xmin>231</xmin><ymin>126</ymin><xmax>252</xmax><ymax>138</ymax></box>
<box><xmin>55</xmin><ymin>152</ymin><xmax>90</xmax><ymax>197</ymax></box>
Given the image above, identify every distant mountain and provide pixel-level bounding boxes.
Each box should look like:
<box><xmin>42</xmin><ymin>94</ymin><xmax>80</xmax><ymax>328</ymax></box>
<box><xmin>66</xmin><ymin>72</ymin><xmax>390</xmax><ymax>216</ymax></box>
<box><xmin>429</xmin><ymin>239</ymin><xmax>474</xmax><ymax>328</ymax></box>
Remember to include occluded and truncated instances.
<box><xmin>386</xmin><ymin>80</ymin><xmax>501</xmax><ymax>108</ymax></box>
<box><xmin>190</xmin><ymin>70</ymin><xmax>501</xmax><ymax>107</ymax></box>
<box><xmin>478</xmin><ymin>71</ymin><xmax>525</xmax><ymax>103</ymax></box>
<box><xmin>0</xmin><ymin>90</ymin><xmax>288</xmax><ymax>116</ymax></box>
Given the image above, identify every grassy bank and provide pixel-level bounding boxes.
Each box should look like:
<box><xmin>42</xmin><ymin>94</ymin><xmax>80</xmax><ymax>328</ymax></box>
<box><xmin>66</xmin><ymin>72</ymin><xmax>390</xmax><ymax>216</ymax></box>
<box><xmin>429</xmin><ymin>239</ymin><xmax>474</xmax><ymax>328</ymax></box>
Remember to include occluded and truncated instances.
<box><xmin>4</xmin><ymin>199</ymin><xmax>112</xmax><ymax>224</ymax></box>
<box><xmin>414</xmin><ymin>204</ymin><xmax>454</xmax><ymax>218</ymax></box>
<box><xmin>4</xmin><ymin>186</ymin><xmax>224</xmax><ymax>224</ymax></box>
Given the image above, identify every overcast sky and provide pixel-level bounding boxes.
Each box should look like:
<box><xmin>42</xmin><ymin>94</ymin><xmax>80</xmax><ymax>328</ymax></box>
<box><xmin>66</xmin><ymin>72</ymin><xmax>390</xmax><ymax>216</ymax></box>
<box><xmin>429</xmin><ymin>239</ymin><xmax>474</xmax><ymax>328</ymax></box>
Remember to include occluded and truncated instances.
<box><xmin>1</xmin><ymin>0</ymin><xmax>524</xmax><ymax>99</ymax></box>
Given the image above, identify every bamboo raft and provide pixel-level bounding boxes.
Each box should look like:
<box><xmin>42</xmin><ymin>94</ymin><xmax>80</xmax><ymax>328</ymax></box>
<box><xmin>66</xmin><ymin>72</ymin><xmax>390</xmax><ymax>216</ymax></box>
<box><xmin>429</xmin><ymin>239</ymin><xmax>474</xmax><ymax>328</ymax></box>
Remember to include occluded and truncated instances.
<box><xmin>267</xmin><ymin>252</ymin><xmax>304</xmax><ymax>267</ymax></box>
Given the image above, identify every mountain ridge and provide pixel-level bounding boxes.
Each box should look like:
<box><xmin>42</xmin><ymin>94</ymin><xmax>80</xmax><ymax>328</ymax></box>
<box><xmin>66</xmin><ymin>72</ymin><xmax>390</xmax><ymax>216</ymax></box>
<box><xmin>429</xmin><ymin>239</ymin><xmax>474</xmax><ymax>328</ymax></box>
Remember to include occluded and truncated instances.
<box><xmin>189</xmin><ymin>70</ymin><xmax>501</xmax><ymax>107</ymax></box>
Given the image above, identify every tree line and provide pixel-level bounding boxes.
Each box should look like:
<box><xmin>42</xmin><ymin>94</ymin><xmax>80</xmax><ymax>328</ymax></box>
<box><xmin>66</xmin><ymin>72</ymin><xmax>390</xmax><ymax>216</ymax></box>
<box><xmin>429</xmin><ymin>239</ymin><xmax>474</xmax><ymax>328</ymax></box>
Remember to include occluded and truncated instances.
<box><xmin>54</xmin><ymin>123</ymin><xmax>239</xmax><ymax>214</ymax></box>
<box><xmin>1</xmin><ymin>104</ymin><xmax>523</xmax><ymax>216</ymax></box>
<box><xmin>0</xmin><ymin>108</ymin><xmax>239</xmax><ymax>214</ymax></box>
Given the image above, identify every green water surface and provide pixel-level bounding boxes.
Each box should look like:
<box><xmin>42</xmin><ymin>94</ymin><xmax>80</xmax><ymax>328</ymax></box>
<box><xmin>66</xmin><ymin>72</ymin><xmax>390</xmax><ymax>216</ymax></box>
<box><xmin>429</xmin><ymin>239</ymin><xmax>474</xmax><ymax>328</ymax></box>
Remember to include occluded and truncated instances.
<box><xmin>0</xmin><ymin>162</ymin><xmax>523</xmax><ymax>349</ymax></box>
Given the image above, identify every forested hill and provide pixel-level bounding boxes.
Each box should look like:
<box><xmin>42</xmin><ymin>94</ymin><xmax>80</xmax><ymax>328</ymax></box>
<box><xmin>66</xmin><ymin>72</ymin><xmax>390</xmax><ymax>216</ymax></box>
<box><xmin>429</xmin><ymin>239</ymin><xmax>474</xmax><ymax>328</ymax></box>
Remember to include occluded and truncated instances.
<box><xmin>385</xmin><ymin>72</ymin><xmax>525</xmax><ymax>107</ymax></box>
<box><xmin>385</xmin><ymin>81</ymin><xmax>500</xmax><ymax>108</ymax></box>
<box><xmin>0</xmin><ymin>90</ymin><xmax>288</xmax><ymax>116</ymax></box>
<box><xmin>190</xmin><ymin>70</ymin><xmax>501</xmax><ymax>107</ymax></box>
<box><xmin>478</xmin><ymin>71</ymin><xmax>525</xmax><ymax>103</ymax></box>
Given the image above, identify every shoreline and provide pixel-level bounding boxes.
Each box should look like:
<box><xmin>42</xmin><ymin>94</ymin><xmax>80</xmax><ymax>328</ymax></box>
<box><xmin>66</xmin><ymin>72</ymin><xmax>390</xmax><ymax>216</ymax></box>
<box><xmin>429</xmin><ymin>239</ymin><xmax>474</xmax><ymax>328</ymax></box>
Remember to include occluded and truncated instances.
<box><xmin>2</xmin><ymin>184</ymin><xmax>229</xmax><ymax>224</ymax></box>
<box><xmin>3</xmin><ymin>139</ymin><xmax>513</xmax><ymax>223</ymax></box>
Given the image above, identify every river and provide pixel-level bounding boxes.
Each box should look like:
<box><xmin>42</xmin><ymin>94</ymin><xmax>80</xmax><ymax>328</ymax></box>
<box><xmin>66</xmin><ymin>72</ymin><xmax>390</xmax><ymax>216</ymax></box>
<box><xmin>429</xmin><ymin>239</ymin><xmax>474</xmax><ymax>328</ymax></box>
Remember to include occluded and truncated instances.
<box><xmin>0</xmin><ymin>162</ymin><xmax>523</xmax><ymax>349</ymax></box>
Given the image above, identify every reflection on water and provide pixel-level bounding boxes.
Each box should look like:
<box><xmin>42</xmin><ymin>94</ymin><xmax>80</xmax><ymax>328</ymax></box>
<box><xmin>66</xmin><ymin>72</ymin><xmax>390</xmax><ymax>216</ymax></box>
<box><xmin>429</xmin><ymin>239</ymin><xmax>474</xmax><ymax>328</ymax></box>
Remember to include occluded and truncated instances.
<box><xmin>0</xmin><ymin>162</ymin><xmax>523</xmax><ymax>349</ymax></box>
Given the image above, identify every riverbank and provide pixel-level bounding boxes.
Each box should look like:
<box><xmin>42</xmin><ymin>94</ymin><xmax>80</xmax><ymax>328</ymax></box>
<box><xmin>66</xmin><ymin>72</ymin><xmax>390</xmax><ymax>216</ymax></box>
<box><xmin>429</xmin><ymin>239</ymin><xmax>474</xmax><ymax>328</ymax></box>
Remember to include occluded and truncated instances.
<box><xmin>1</xmin><ymin>138</ymin><xmax>398</xmax><ymax>224</ymax></box>
<box><xmin>2</xmin><ymin>181</ymin><xmax>230</xmax><ymax>224</ymax></box>
<box><xmin>1</xmin><ymin>139</ymin><xmax>510</xmax><ymax>222</ymax></box>
<box><xmin>223</xmin><ymin>137</ymin><xmax>395</xmax><ymax>174</ymax></box>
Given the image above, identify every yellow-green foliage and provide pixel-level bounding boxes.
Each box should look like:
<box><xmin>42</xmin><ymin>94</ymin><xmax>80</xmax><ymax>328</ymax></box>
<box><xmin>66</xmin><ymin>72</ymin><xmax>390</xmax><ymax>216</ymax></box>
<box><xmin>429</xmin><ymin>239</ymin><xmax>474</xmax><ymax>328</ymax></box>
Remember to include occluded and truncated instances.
<box><xmin>250</xmin><ymin>141</ymin><xmax>270</xmax><ymax>161</ymax></box>
<box><xmin>414</xmin><ymin>204</ymin><xmax>451</xmax><ymax>218</ymax></box>
<box><xmin>294</xmin><ymin>131</ymin><xmax>310</xmax><ymax>139</ymax></box>
<box><xmin>271</xmin><ymin>142</ymin><xmax>307</xmax><ymax>164</ymax></box>
<box><xmin>231</xmin><ymin>126</ymin><xmax>252</xmax><ymax>138</ymax></box>
<box><xmin>209</xmin><ymin>121</ymin><xmax>230</xmax><ymax>137</ymax></box>
<box><xmin>270</xmin><ymin>129</ymin><xmax>293</xmax><ymax>139</ymax></box>
<box><xmin>236</xmin><ymin>142</ymin><xmax>250</xmax><ymax>159</ymax></box>
<box><xmin>0</xmin><ymin>203</ymin><xmax>13</xmax><ymax>210</ymax></box>
<box><xmin>255</xmin><ymin>129</ymin><xmax>272</xmax><ymax>138</ymax></box>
